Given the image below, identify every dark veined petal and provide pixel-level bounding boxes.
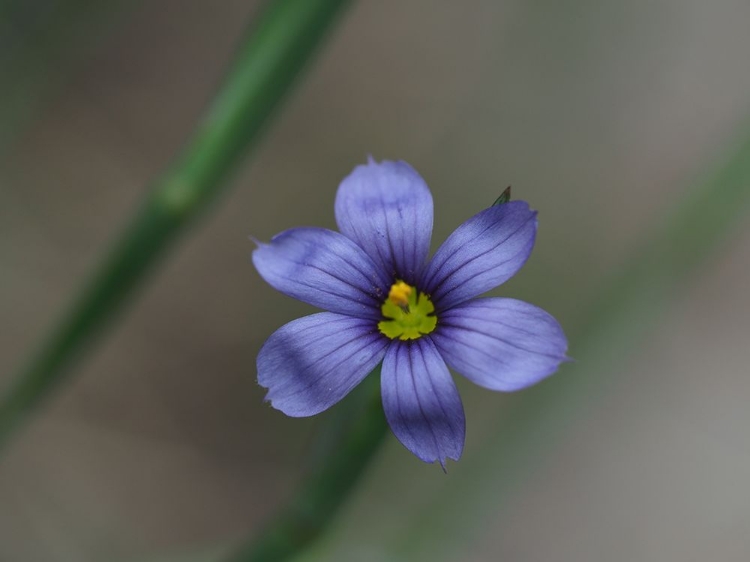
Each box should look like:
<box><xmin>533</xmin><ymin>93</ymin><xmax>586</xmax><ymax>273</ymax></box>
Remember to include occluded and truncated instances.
<box><xmin>432</xmin><ymin>298</ymin><xmax>568</xmax><ymax>392</ymax></box>
<box><xmin>381</xmin><ymin>338</ymin><xmax>465</xmax><ymax>467</ymax></box>
<box><xmin>420</xmin><ymin>201</ymin><xmax>537</xmax><ymax>310</ymax></box>
<box><xmin>335</xmin><ymin>158</ymin><xmax>433</xmax><ymax>284</ymax></box>
<box><xmin>253</xmin><ymin>227</ymin><xmax>389</xmax><ymax>319</ymax></box>
<box><xmin>257</xmin><ymin>313</ymin><xmax>388</xmax><ymax>417</ymax></box>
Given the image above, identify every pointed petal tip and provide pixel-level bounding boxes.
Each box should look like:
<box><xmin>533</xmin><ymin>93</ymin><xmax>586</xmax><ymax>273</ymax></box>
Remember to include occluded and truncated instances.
<box><xmin>248</xmin><ymin>235</ymin><xmax>264</xmax><ymax>247</ymax></box>
<box><xmin>437</xmin><ymin>452</ymin><xmax>461</xmax><ymax>472</ymax></box>
<box><xmin>415</xmin><ymin>451</ymin><xmax>459</xmax><ymax>470</ymax></box>
<box><xmin>416</xmin><ymin>447</ymin><xmax>463</xmax><ymax>470</ymax></box>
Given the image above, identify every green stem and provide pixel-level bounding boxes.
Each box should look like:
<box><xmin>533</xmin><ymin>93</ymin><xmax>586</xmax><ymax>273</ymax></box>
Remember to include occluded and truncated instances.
<box><xmin>0</xmin><ymin>0</ymin><xmax>352</xmax><ymax>452</ymax></box>
<box><xmin>226</xmin><ymin>371</ymin><xmax>388</xmax><ymax>562</ymax></box>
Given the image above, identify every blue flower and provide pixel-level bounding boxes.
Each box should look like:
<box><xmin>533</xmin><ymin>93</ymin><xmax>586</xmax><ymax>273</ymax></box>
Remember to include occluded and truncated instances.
<box><xmin>253</xmin><ymin>159</ymin><xmax>568</xmax><ymax>466</ymax></box>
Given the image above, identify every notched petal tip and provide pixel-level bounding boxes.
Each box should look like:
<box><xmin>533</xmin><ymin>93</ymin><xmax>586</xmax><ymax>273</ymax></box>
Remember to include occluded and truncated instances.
<box><xmin>432</xmin><ymin>447</ymin><xmax>462</xmax><ymax>471</ymax></box>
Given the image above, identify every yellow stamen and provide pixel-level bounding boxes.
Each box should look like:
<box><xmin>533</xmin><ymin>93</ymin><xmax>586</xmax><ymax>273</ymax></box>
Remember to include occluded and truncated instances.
<box><xmin>387</xmin><ymin>280</ymin><xmax>413</xmax><ymax>307</ymax></box>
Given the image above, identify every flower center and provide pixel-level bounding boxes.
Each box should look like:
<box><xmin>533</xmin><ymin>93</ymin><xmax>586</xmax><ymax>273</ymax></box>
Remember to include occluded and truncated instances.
<box><xmin>378</xmin><ymin>281</ymin><xmax>437</xmax><ymax>340</ymax></box>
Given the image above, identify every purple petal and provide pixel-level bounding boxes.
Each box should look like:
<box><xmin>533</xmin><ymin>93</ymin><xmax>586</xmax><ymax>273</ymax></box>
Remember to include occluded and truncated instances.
<box><xmin>432</xmin><ymin>298</ymin><xmax>568</xmax><ymax>392</ymax></box>
<box><xmin>335</xmin><ymin>159</ymin><xmax>433</xmax><ymax>285</ymax></box>
<box><xmin>381</xmin><ymin>338</ymin><xmax>465</xmax><ymax>467</ymax></box>
<box><xmin>420</xmin><ymin>201</ymin><xmax>537</xmax><ymax>310</ymax></box>
<box><xmin>253</xmin><ymin>227</ymin><xmax>389</xmax><ymax>319</ymax></box>
<box><xmin>257</xmin><ymin>313</ymin><xmax>388</xmax><ymax>417</ymax></box>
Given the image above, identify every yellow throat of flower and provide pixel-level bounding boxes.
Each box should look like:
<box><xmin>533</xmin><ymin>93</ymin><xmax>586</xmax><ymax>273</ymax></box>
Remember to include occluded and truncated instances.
<box><xmin>378</xmin><ymin>281</ymin><xmax>437</xmax><ymax>340</ymax></box>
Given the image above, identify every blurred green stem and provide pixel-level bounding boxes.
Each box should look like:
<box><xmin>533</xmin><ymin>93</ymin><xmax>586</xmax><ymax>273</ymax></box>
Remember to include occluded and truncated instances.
<box><xmin>226</xmin><ymin>371</ymin><xmax>388</xmax><ymax>562</ymax></box>
<box><xmin>0</xmin><ymin>0</ymin><xmax>351</xmax><ymax>451</ymax></box>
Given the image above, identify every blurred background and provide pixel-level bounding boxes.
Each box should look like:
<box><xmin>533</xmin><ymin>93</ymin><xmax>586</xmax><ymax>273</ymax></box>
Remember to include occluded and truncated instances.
<box><xmin>2</xmin><ymin>0</ymin><xmax>750</xmax><ymax>560</ymax></box>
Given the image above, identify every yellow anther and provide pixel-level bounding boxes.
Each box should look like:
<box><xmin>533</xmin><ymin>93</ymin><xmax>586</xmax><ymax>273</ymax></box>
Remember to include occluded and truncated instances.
<box><xmin>387</xmin><ymin>280</ymin><xmax>413</xmax><ymax>307</ymax></box>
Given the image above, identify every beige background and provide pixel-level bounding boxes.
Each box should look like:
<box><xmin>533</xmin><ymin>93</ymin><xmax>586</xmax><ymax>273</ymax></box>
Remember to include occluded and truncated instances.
<box><xmin>1</xmin><ymin>1</ymin><xmax>749</xmax><ymax>560</ymax></box>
